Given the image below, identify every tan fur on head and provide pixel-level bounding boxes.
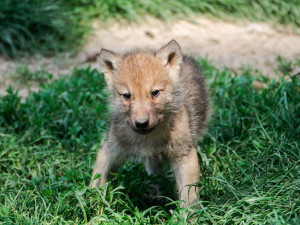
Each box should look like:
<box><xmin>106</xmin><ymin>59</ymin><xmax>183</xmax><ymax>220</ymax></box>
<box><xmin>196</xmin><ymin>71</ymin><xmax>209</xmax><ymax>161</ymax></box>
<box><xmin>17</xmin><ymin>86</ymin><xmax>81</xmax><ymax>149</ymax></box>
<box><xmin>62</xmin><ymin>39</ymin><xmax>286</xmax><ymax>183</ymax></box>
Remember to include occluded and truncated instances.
<box><xmin>98</xmin><ymin>40</ymin><xmax>183</xmax><ymax>89</ymax></box>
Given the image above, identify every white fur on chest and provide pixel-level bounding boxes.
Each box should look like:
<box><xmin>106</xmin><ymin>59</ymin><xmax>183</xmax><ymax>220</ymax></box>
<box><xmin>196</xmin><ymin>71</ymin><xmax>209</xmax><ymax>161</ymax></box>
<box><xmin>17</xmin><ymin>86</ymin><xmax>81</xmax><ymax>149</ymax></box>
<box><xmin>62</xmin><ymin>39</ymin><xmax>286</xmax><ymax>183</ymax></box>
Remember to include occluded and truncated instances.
<box><xmin>128</xmin><ymin>134</ymin><xmax>165</xmax><ymax>160</ymax></box>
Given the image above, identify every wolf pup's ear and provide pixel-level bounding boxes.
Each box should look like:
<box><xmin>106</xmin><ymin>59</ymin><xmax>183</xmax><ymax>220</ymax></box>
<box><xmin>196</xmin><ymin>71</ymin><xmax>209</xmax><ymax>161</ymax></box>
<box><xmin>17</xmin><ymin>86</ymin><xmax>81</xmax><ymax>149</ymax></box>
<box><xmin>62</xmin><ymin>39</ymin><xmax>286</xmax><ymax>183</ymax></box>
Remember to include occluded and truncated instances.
<box><xmin>156</xmin><ymin>40</ymin><xmax>183</xmax><ymax>82</ymax></box>
<box><xmin>98</xmin><ymin>49</ymin><xmax>122</xmax><ymax>89</ymax></box>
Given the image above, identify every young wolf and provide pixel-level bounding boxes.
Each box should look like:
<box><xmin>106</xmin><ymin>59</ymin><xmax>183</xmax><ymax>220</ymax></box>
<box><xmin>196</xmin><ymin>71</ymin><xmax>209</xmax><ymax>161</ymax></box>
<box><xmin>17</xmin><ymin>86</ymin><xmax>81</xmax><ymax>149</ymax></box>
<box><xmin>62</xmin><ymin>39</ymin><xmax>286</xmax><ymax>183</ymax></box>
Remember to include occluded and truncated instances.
<box><xmin>91</xmin><ymin>40</ymin><xmax>209</xmax><ymax>207</ymax></box>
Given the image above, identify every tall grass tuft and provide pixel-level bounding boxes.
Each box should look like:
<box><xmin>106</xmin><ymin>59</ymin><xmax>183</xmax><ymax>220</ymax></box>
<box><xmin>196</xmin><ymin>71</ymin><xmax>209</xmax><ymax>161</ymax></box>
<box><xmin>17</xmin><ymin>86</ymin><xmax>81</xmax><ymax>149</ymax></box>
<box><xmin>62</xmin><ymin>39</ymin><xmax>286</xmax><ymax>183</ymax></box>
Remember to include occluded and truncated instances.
<box><xmin>1</xmin><ymin>0</ymin><xmax>300</xmax><ymax>58</ymax></box>
<box><xmin>75</xmin><ymin>0</ymin><xmax>300</xmax><ymax>26</ymax></box>
<box><xmin>0</xmin><ymin>0</ymin><xmax>85</xmax><ymax>58</ymax></box>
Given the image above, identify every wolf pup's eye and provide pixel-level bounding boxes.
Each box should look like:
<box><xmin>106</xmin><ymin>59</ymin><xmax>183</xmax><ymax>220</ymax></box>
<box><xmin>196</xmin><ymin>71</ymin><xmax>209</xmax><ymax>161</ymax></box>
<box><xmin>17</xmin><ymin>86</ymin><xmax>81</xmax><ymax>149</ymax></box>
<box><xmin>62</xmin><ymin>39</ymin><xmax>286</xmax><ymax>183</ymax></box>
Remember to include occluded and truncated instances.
<box><xmin>151</xmin><ymin>90</ymin><xmax>160</xmax><ymax>98</ymax></box>
<box><xmin>123</xmin><ymin>93</ymin><xmax>131</xmax><ymax>100</ymax></box>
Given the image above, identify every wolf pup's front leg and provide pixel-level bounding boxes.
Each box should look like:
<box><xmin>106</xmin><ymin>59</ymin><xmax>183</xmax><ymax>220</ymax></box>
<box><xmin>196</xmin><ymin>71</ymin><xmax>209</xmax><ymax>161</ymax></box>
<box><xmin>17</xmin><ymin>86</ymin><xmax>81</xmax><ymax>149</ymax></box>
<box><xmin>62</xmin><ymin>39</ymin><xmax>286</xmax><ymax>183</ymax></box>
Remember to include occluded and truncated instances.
<box><xmin>170</xmin><ymin>147</ymin><xmax>200</xmax><ymax>207</ymax></box>
<box><xmin>91</xmin><ymin>142</ymin><xmax>122</xmax><ymax>188</ymax></box>
<box><xmin>90</xmin><ymin>143</ymin><xmax>110</xmax><ymax>188</ymax></box>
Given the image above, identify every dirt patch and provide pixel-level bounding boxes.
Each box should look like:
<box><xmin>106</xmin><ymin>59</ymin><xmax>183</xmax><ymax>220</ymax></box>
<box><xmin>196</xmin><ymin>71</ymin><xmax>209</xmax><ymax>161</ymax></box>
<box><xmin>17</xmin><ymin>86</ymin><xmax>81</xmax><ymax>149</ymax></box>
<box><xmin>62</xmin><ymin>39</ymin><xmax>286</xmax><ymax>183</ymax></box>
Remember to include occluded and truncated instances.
<box><xmin>0</xmin><ymin>56</ymin><xmax>73</xmax><ymax>98</ymax></box>
<box><xmin>1</xmin><ymin>17</ymin><xmax>300</xmax><ymax>98</ymax></box>
<box><xmin>82</xmin><ymin>17</ymin><xmax>300</xmax><ymax>75</ymax></box>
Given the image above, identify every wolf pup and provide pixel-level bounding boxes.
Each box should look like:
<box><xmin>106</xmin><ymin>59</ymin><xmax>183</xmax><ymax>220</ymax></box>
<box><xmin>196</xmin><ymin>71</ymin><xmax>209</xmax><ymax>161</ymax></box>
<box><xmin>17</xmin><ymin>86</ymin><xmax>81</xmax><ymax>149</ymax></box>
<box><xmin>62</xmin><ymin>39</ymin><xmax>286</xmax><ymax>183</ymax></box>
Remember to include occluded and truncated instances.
<box><xmin>91</xmin><ymin>40</ymin><xmax>209</xmax><ymax>207</ymax></box>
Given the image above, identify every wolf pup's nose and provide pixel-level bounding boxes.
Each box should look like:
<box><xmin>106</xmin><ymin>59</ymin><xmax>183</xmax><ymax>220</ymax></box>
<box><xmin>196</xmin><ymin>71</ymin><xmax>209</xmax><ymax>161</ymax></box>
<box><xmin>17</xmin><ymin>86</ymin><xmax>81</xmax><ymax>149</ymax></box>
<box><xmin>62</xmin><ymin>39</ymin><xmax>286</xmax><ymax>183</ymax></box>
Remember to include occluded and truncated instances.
<box><xmin>135</xmin><ymin>118</ymin><xmax>149</xmax><ymax>129</ymax></box>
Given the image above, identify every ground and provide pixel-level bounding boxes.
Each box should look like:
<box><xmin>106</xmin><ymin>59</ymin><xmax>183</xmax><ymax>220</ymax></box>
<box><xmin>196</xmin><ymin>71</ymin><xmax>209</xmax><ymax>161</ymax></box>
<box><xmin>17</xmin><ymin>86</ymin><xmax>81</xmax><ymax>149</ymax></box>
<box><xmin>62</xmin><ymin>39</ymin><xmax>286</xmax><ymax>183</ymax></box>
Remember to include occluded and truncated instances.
<box><xmin>1</xmin><ymin>16</ymin><xmax>300</xmax><ymax>98</ymax></box>
<box><xmin>1</xmin><ymin>14</ymin><xmax>299</xmax><ymax>223</ymax></box>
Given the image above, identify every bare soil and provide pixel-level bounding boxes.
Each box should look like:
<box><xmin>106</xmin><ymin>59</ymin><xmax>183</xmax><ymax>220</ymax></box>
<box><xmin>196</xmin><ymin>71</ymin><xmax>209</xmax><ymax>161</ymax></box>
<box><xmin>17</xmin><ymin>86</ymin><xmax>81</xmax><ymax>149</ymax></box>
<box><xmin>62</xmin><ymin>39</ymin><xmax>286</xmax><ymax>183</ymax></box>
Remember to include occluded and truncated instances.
<box><xmin>1</xmin><ymin>17</ymin><xmax>300</xmax><ymax>98</ymax></box>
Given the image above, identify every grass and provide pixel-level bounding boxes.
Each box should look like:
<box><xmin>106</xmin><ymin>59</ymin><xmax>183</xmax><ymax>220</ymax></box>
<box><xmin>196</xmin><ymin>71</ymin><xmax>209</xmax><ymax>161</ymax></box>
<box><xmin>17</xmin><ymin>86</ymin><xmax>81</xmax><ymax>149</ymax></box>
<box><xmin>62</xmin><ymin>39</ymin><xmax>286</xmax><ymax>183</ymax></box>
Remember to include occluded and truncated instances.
<box><xmin>0</xmin><ymin>59</ymin><xmax>299</xmax><ymax>224</ymax></box>
<box><xmin>10</xmin><ymin>65</ymin><xmax>53</xmax><ymax>84</ymax></box>
<box><xmin>0</xmin><ymin>0</ymin><xmax>86</xmax><ymax>58</ymax></box>
<box><xmin>1</xmin><ymin>0</ymin><xmax>300</xmax><ymax>58</ymax></box>
<box><xmin>81</xmin><ymin>0</ymin><xmax>300</xmax><ymax>27</ymax></box>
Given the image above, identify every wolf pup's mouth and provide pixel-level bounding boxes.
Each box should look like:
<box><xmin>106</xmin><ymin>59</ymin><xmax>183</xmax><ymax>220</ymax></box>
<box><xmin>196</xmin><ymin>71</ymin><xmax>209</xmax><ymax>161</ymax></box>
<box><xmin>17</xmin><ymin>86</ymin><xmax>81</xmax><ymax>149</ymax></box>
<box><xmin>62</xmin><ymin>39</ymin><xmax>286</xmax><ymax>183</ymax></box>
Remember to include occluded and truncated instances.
<box><xmin>133</xmin><ymin>126</ymin><xmax>157</xmax><ymax>135</ymax></box>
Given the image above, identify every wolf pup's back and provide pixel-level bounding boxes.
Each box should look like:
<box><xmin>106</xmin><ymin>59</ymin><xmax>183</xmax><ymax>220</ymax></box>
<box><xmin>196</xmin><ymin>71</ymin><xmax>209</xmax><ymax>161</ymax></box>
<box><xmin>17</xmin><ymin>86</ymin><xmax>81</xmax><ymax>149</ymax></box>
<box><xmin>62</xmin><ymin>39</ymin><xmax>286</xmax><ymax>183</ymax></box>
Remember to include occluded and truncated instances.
<box><xmin>181</xmin><ymin>57</ymin><xmax>209</xmax><ymax>143</ymax></box>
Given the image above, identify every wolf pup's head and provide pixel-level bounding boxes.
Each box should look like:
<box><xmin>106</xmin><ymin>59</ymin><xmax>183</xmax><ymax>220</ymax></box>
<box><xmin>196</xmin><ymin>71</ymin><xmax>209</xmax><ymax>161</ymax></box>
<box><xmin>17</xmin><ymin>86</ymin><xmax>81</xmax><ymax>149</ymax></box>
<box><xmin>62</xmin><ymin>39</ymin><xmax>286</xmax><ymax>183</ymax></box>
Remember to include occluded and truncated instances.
<box><xmin>98</xmin><ymin>40</ymin><xmax>183</xmax><ymax>135</ymax></box>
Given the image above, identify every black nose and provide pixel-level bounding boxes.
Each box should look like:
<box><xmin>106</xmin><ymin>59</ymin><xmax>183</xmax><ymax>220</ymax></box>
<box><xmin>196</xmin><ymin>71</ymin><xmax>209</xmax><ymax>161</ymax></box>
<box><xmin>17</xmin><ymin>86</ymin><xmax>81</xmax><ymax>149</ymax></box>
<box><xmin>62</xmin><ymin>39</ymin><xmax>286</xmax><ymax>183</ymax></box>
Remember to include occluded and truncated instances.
<box><xmin>135</xmin><ymin>118</ymin><xmax>149</xmax><ymax>129</ymax></box>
